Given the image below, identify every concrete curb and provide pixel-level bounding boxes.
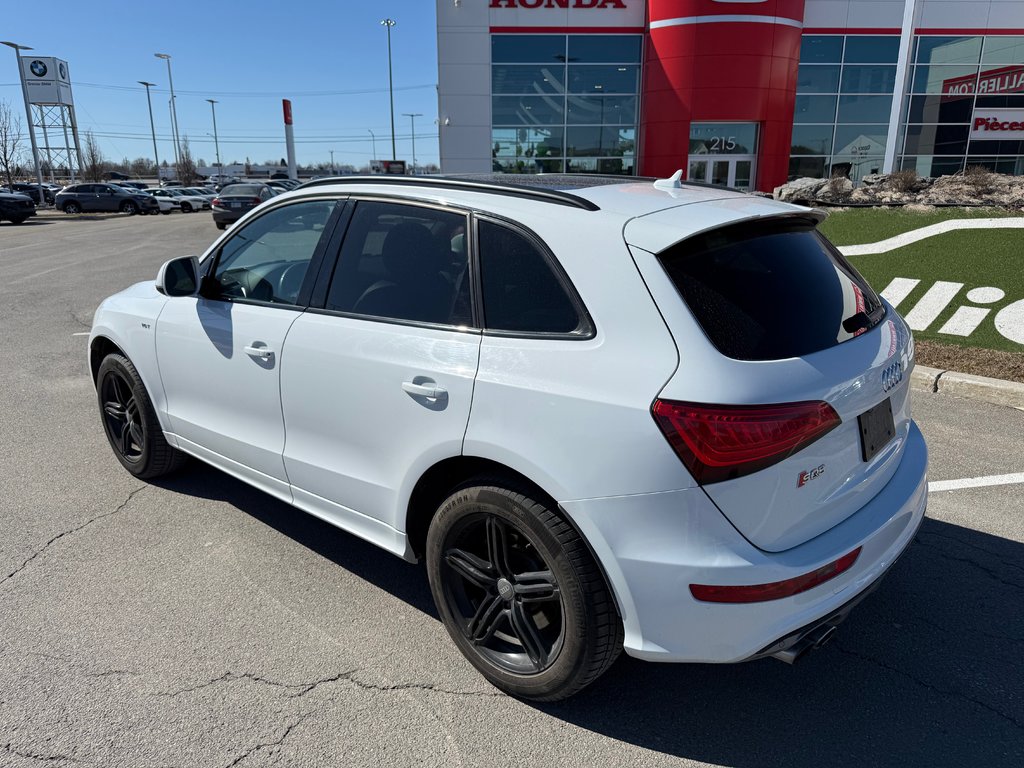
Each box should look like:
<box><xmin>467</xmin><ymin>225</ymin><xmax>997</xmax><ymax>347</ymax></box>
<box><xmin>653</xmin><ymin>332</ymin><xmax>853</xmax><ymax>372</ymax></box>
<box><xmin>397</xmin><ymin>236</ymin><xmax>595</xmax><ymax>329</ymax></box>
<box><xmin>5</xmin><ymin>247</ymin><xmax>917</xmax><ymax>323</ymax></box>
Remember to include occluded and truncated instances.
<box><xmin>910</xmin><ymin>364</ymin><xmax>1024</xmax><ymax>409</ymax></box>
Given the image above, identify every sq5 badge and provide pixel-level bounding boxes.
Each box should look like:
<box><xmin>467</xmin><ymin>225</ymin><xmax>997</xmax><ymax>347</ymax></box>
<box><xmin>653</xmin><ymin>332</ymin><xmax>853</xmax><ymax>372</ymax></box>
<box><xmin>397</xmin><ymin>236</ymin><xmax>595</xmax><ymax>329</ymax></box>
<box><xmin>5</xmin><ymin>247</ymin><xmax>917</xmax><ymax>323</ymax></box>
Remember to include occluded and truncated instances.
<box><xmin>798</xmin><ymin>464</ymin><xmax>825</xmax><ymax>488</ymax></box>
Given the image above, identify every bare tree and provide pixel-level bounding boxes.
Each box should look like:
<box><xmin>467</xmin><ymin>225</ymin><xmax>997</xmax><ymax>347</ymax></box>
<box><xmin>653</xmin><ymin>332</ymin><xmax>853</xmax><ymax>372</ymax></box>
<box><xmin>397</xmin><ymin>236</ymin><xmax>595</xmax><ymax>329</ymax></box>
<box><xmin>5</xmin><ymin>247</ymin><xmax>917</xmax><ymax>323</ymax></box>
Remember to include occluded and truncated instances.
<box><xmin>0</xmin><ymin>100</ymin><xmax>25</xmax><ymax>190</ymax></box>
<box><xmin>82</xmin><ymin>130</ymin><xmax>105</xmax><ymax>181</ymax></box>
<box><xmin>129</xmin><ymin>157</ymin><xmax>153</xmax><ymax>178</ymax></box>
<box><xmin>178</xmin><ymin>136</ymin><xmax>197</xmax><ymax>186</ymax></box>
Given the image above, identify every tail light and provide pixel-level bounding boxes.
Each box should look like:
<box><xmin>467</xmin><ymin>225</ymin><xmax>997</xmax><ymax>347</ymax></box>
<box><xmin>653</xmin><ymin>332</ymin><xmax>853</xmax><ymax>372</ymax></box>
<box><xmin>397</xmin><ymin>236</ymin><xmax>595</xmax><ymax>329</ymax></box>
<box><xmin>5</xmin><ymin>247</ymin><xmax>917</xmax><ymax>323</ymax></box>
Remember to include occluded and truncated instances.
<box><xmin>652</xmin><ymin>399</ymin><xmax>841</xmax><ymax>484</ymax></box>
<box><xmin>211</xmin><ymin>198</ymin><xmax>223</xmax><ymax>208</ymax></box>
<box><xmin>251</xmin><ymin>197</ymin><xmax>262</xmax><ymax>205</ymax></box>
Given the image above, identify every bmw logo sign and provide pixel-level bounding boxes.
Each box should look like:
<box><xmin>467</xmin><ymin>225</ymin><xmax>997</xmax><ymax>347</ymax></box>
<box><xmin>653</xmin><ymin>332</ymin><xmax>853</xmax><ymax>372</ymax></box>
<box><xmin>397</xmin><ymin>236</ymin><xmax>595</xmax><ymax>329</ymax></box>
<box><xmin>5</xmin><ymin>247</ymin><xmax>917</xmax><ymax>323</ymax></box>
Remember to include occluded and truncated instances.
<box><xmin>29</xmin><ymin>60</ymin><xmax>47</xmax><ymax>78</ymax></box>
<box><xmin>59</xmin><ymin>62</ymin><xmax>67</xmax><ymax>79</ymax></box>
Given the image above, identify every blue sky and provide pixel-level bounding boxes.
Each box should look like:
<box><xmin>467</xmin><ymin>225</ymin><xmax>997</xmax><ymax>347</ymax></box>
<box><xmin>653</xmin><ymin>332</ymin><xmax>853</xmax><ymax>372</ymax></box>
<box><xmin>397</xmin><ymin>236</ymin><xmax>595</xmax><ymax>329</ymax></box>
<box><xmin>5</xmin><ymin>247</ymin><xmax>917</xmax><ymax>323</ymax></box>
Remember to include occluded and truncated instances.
<box><xmin>1</xmin><ymin>1</ymin><xmax>440</xmax><ymax>169</ymax></box>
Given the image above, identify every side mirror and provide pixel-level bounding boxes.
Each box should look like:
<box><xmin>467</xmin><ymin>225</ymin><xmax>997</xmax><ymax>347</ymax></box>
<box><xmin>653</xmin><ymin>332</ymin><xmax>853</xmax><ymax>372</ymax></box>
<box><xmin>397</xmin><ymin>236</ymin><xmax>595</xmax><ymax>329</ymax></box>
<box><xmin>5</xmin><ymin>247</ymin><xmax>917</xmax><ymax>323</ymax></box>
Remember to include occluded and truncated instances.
<box><xmin>156</xmin><ymin>255</ymin><xmax>201</xmax><ymax>297</ymax></box>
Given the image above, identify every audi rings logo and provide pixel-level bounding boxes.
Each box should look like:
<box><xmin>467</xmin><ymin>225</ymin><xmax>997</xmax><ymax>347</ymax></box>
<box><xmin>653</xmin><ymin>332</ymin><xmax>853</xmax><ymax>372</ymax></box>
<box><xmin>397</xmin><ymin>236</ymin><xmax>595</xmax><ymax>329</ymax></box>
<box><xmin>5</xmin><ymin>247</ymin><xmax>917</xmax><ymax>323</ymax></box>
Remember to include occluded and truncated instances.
<box><xmin>29</xmin><ymin>60</ymin><xmax>47</xmax><ymax>78</ymax></box>
<box><xmin>881</xmin><ymin>360</ymin><xmax>904</xmax><ymax>393</ymax></box>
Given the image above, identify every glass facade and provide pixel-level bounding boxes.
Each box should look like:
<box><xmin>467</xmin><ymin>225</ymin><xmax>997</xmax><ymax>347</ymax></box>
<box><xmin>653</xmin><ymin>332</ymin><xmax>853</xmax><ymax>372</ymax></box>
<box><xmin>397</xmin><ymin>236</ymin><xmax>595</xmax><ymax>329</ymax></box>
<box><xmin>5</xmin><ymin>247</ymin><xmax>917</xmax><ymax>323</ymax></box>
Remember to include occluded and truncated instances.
<box><xmin>491</xmin><ymin>34</ymin><xmax>642</xmax><ymax>175</ymax></box>
<box><xmin>900</xmin><ymin>35</ymin><xmax>1024</xmax><ymax>177</ymax></box>
<box><xmin>791</xmin><ymin>34</ymin><xmax>1024</xmax><ymax>180</ymax></box>
<box><xmin>790</xmin><ymin>35</ymin><xmax>899</xmax><ymax>182</ymax></box>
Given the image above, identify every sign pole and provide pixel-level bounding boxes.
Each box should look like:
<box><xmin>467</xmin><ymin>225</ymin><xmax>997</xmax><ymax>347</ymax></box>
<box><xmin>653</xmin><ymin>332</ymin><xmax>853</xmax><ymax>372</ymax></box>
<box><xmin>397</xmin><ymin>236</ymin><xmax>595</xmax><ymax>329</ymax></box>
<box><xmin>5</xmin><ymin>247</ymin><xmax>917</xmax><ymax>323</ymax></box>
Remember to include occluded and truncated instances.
<box><xmin>283</xmin><ymin>99</ymin><xmax>297</xmax><ymax>180</ymax></box>
<box><xmin>3</xmin><ymin>43</ymin><xmax>45</xmax><ymax>195</ymax></box>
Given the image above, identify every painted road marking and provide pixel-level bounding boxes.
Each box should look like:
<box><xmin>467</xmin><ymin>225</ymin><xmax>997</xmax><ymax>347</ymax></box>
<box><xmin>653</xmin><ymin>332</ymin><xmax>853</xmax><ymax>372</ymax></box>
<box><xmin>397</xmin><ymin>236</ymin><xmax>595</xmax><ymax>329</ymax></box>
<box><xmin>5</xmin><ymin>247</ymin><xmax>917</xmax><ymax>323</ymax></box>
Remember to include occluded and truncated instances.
<box><xmin>72</xmin><ymin>332</ymin><xmax>89</xmax><ymax>336</ymax></box>
<box><xmin>928</xmin><ymin>472</ymin><xmax>1024</xmax><ymax>493</ymax></box>
<box><xmin>838</xmin><ymin>217</ymin><xmax>1024</xmax><ymax>256</ymax></box>
<box><xmin>938</xmin><ymin>306</ymin><xmax>991</xmax><ymax>336</ymax></box>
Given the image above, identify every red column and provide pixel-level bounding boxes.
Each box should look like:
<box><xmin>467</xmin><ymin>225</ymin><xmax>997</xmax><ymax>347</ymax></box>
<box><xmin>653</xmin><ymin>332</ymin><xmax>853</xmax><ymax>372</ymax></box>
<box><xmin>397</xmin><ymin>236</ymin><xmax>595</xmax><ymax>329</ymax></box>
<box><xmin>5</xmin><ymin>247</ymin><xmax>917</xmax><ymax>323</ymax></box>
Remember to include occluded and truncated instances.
<box><xmin>640</xmin><ymin>0</ymin><xmax>806</xmax><ymax>192</ymax></box>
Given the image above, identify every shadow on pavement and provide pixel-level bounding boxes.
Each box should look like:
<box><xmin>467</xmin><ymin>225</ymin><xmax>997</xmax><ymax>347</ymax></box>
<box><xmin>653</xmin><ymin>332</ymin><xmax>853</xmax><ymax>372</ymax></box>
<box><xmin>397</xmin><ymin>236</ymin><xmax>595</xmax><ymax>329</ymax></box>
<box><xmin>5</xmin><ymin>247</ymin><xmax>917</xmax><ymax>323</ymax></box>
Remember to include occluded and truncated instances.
<box><xmin>156</xmin><ymin>465</ymin><xmax>1023</xmax><ymax>767</ymax></box>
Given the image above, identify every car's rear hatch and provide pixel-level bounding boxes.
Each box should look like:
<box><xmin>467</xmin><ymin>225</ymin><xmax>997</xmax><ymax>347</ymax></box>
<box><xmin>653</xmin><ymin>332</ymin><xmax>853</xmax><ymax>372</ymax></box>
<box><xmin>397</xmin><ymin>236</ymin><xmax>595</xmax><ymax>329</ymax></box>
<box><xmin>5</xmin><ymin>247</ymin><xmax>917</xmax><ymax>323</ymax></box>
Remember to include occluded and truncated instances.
<box><xmin>626</xmin><ymin>199</ymin><xmax>915</xmax><ymax>552</ymax></box>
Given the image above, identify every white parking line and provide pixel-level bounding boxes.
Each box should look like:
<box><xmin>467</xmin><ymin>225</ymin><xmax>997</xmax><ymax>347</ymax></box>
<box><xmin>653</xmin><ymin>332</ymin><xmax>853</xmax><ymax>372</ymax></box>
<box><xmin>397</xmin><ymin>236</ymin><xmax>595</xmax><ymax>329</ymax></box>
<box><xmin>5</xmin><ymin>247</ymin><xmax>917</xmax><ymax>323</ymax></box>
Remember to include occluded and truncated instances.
<box><xmin>928</xmin><ymin>472</ymin><xmax>1024</xmax><ymax>493</ymax></box>
<box><xmin>72</xmin><ymin>332</ymin><xmax>89</xmax><ymax>336</ymax></box>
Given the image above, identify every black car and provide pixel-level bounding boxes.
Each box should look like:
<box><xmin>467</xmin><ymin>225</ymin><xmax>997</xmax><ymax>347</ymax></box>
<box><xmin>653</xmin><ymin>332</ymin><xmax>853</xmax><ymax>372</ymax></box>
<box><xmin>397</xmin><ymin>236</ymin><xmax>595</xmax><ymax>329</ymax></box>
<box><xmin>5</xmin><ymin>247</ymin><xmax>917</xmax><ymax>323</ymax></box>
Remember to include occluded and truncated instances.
<box><xmin>0</xmin><ymin>190</ymin><xmax>37</xmax><ymax>224</ymax></box>
<box><xmin>10</xmin><ymin>183</ymin><xmax>55</xmax><ymax>205</ymax></box>
<box><xmin>55</xmin><ymin>183</ymin><xmax>159</xmax><ymax>215</ymax></box>
<box><xmin>210</xmin><ymin>183</ymin><xmax>278</xmax><ymax>229</ymax></box>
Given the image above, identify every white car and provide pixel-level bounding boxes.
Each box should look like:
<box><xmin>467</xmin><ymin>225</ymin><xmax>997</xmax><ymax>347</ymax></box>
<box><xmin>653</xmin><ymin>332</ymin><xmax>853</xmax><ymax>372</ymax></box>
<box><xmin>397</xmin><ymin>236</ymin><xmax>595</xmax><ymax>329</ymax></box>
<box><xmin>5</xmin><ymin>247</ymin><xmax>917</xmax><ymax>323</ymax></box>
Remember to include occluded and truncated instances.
<box><xmin>137</xmin><ymin>191</ymin><xmax>180</xmax><ymax>215</ymax></box>
<box><xmin>150</xmin><ymin>188</ymin><xmax>209</xmax><ymax>213</ymax></box>
<box><xmin>88</xmin><ymin>174</ymin><xmax>927</xmax><ymax>701</ymax></box>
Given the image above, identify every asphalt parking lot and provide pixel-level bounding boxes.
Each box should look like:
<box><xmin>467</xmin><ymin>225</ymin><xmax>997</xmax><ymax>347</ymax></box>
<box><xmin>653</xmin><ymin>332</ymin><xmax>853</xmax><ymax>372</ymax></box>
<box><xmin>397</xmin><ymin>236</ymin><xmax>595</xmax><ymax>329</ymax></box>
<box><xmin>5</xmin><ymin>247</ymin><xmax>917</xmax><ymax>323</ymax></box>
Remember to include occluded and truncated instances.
<box><xmin>1</xmin><ymin>213</ymin><xmax>1022</xmax><ymax>768</ymax></box>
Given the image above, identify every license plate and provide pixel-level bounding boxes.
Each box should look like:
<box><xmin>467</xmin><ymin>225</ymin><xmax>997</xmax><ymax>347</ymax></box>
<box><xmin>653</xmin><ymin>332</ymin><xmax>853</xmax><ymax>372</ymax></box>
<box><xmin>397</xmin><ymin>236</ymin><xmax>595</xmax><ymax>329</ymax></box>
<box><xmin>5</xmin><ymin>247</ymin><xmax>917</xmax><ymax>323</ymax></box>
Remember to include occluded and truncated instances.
<box><xmin>858</xmin><ymin>398</ymin><xmax>895</xmax><ymax>462</ymax></box>
<box><xmin>230</xmin><ymin>202</ymin><xmax>241</xmax><ymax>208</ymax></box>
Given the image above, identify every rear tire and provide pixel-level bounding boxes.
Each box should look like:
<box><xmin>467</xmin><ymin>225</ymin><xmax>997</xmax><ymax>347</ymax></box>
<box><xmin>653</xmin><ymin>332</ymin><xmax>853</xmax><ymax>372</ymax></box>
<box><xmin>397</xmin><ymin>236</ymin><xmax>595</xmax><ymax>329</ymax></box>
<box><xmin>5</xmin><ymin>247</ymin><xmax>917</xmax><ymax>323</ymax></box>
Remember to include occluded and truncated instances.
<box><xmin>426</xmin><ymin>480</ymin><xmax>622</xmax><ymax>701</ymax></box>
<box><xmin>181</xmin><ymin>202</ymin><xmax>193</xmax><ymax>213</ymax></box>
<box><xmin>96</xmin><ymin>353</ymin><xmax>187</xmax><ymax>479</ymax></box>
<box><xmin>215</xmin><ymin>222</ymin><xmax>226</xmax><ymax>230</ymax></box>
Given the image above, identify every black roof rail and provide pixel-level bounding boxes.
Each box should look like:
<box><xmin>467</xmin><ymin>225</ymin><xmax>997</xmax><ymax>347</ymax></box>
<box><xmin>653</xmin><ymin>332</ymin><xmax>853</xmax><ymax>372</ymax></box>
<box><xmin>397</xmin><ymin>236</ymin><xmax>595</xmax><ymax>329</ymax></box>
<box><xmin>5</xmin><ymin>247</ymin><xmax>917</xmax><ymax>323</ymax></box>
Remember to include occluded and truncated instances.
<box><xmin>295</xmin><ymin>174</ymin><xmax>602</xmax><ymax>211</ymax></box>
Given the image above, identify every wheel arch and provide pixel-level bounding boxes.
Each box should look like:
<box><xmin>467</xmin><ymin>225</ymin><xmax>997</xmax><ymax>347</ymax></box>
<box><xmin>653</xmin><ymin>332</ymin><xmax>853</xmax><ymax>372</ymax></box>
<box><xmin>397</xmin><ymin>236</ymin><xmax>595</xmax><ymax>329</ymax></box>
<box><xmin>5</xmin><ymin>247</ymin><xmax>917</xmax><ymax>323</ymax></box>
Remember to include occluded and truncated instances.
<box><xmin>90</xmin><ymin>335</ymin><xmax>126</xmax><ymax>384</ymax></box>
<box><xmin>405</xmin><ymin>455</ymin><xmax>621</xmax><ymax>618</ymax></box>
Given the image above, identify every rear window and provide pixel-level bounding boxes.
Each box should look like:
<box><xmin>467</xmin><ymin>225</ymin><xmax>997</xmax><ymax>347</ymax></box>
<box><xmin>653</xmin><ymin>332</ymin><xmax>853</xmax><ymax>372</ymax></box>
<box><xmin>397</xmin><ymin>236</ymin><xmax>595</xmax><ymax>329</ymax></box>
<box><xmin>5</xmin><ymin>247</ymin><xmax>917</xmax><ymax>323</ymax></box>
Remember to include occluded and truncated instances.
<box><xmin>658</xmin><ymin>218</ymin><xmax>884</xmax><ymax>361</ymax></box>
<box><xmin>221</xmin><ymin>184</ymin><xmax>263</xmax><ymax>196</ymax></box>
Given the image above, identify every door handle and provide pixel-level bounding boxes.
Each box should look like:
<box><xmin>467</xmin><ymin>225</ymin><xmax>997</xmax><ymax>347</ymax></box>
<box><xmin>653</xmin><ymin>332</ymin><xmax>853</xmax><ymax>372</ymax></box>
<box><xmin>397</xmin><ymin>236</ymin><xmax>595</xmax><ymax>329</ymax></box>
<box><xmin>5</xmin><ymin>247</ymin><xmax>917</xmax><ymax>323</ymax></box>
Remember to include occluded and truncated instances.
<box><xmin>402</xmin><ymin>380</ymin><xmax>446</xmax><ymax>398</ymax></box>
<box><xmin>244</xmin><ymin>345</ymin><xmax>274</xmax><ymax>359</ymax></box>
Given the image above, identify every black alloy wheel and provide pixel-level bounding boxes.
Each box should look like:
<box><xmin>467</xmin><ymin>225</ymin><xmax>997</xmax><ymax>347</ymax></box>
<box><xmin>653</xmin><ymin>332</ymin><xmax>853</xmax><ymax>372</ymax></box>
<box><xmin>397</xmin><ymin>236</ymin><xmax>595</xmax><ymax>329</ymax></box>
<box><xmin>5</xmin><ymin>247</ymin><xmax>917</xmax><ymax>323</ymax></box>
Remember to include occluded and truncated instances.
<box><xmin>96</xmin><ymin>353</ymin><xmax>186</xmax><ymax>479</ymax></box>
<box><xmin>121</xmin><ymin>200</ymin><xmax>139</xmax><ymax>215</ymax></box>
<box><xmin>443</xmin><ymin>512</ymin><xmax>564</xmax><ymax>675</ymax></box>
<box><xmin>100</xmin><ymin>369</ymin><xmax>145</xmax><ymax>464</ymax></box>
<box><xmin>427</xmin><ymin>482</ymin><xmax>622</xmax><ymax>701</ymax></box>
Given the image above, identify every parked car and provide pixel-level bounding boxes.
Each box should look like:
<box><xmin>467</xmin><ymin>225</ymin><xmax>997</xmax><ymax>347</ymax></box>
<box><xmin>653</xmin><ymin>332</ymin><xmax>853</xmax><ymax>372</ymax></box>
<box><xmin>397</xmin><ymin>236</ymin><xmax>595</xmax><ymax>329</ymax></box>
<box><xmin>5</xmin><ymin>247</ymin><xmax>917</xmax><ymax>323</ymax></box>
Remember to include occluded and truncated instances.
<box><xmin>265</xmin><ymin>179</ymin><xmax>300</xmax><ymax>193</ymax></box>
<box><xmin>9</xmin><ymin>182</ymin><xmax>56</xmax><ymax>205</ymax></box>
<box><xmin>117</xmin><ymin>181</ymin><xmax>149</xmax><ymax>191</ymax></box>
<box><xmin>0</xmin><ymin>190</ymin><xmax>36</xmax><ymax>223</ymax></box>
<box><xmin>55</xmin><ymin>183</ymin><xmax>159</xmax><ymax>215</ymax></box>
<box><xmin>136</xmin><ymin>190</ymin><xmax>180</xmax><ymax>215</ymax></box>
<box><xmin>149</xmin><ymin>188</ymin><xmax>210</xmax><ymax>213</ymax></box>
<box><xmin>88</xmin><ymin>173</ymin><xmax>927</xmax><ymax>701</ymax></box>
<box><xmin>210</xmin><ymin>182</ymin><xmax>277</xmax><ymax>229</ymax></box>
<box><xmin>181</xmin><ymin>186</ymin><xmax>216</xmax><ymax>202</ymax></box>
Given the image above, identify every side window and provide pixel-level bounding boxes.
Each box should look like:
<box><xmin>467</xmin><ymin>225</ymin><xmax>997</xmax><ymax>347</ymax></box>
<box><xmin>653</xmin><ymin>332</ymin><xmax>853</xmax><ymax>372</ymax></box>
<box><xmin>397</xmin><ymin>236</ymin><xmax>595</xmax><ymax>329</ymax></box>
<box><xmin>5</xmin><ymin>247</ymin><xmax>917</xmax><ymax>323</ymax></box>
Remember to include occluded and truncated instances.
<box><xmin>477</xmin><ymin>220</ymin><xmax>581</xmax><ymax>334</ymax></box>
<box><xmin>325</xmin><ymin>201</ymin><xmax>470</xmax><ymax>327</ymax></box>
<box><xmin>211</xmin><ymin>200</ymin><xmax>335</xmax><ymax>305</ymax></box>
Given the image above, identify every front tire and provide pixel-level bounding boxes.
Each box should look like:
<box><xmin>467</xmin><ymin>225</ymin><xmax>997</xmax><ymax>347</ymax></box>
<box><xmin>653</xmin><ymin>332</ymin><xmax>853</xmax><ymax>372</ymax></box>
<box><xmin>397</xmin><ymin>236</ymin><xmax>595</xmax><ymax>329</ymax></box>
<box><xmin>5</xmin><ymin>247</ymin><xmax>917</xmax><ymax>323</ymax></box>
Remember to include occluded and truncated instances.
<box><xmin>181</xmin><ymin>202</ymin><xmax>193</xmax><ymax>213</ymax></box>
<box><xmin>120</xmin><ymin>200</ymin><xmax>139</xmax><ymax>215</ymax></box>
<box><xmin>96</xmin><ymin>353</ymin><xmax>187</xmax><ymax>479</ymax></box>
<box><xmin>426</xmin><ymin>481</ymin><xmax>622</xmax><ymax>701</ymax></box>
<box><xmin>62</xmin><ymin>201</ymin><xmax>81</xmax><ymax>214</ymax></box>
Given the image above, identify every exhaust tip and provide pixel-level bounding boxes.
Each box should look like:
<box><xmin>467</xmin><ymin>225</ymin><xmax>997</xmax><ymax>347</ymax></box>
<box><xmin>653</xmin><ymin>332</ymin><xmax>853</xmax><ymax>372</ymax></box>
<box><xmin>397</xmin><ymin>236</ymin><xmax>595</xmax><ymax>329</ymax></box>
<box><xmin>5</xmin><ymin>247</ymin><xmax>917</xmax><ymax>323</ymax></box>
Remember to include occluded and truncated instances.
<box><xmin>770</xmin><ymin>624</ymin><xmax>838</xmax><ymax>665</ymax></box>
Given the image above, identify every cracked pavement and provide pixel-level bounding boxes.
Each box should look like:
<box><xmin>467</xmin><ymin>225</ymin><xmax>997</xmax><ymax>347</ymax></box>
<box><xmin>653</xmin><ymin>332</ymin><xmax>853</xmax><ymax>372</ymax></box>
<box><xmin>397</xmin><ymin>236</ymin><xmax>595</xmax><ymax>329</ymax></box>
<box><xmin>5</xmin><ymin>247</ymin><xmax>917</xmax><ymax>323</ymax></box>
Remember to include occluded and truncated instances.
<box><xmin>1</xmin><ymin>215</ymin><xmax>1022</xmax><ymax>767</ymax></box>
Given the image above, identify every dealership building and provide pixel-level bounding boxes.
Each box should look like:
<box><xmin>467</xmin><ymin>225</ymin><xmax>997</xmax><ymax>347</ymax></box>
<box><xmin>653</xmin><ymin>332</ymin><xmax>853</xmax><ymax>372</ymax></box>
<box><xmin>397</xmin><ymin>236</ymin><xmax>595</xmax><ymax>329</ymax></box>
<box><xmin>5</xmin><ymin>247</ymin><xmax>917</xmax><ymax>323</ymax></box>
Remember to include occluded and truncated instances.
<box><xmin>435</xmin><ymin>0</ymin><xmax>1024</xmax><ymax>192</ymax></box>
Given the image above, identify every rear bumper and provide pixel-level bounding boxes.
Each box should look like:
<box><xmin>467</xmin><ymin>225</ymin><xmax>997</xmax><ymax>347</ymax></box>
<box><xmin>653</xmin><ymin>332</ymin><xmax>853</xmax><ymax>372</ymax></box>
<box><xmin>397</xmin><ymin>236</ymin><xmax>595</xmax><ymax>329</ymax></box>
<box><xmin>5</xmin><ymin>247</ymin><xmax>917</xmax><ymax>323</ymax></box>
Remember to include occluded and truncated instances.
<box><xmin>561</xmin><ymin>421</ymin><xmax>928</xmax><ymax>663</ymax></box>
<box><xmin>212</xmin><ymin>209</ymin><xmax>246</xmax><ymax>224</ymax></box>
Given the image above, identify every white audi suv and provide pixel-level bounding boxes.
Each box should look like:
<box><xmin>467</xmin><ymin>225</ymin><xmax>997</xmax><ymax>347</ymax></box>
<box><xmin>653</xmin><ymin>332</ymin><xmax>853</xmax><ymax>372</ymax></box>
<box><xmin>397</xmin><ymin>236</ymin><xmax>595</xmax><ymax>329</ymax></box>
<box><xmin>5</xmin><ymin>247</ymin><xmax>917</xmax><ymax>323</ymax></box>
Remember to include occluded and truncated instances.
<box><xmin>89</xmin><ymin>173</ymin><xmax>927</xmax><ymax>700</ymax></box>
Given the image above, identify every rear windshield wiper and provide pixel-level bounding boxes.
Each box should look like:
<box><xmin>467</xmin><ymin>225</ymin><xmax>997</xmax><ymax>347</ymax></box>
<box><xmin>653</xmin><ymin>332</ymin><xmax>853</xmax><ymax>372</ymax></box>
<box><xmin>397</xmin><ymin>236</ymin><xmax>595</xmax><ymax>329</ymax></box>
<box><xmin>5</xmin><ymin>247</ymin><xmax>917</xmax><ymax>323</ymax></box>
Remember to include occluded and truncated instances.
<box><xmin>842</xmin><ymin>304</ymin><xmax>885</xmax><ymax>334</ymax></box>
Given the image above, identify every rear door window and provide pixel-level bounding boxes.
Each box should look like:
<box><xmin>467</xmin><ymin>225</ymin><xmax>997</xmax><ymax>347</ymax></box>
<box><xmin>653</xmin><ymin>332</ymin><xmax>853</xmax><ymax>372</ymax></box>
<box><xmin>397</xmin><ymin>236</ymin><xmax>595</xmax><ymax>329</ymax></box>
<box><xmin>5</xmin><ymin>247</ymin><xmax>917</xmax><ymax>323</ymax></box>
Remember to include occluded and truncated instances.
<box><xmin>325</xmin><ymin>201</ymin><xmax>471</xmax><ymax>327</ymax></box>
<box><xmin>657</xmin><ymin>218</ymin><xmax>884</xmax><ymax>361</ymax></box>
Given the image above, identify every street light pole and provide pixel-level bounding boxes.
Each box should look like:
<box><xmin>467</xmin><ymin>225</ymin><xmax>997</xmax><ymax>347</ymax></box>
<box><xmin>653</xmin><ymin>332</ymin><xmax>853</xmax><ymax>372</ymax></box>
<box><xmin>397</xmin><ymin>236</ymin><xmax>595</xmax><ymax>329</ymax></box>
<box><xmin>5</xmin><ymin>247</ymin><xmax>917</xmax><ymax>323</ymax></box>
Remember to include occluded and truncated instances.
<box><xmin>206</xmin><ymin>99</ymin><xmax>221</xmax><ymax>179</ymax></box>
<box><xmin>403</xmin><ymin>113</ymin><xmax>422</xmax><ymax>175</ymax></box>
<box><xmin>368</xmin><ymin>129</ymin><xmax>376</xmax><ymax>164</ymax></box>
<box><xmin>1</xmin><ymin>42</ymin><xmax>45</xmax><ymax>197</ymax></box>
<box><xmin>329</xmin><ymin>149</ymin><xmax>335</xmax><ymax>174</ymax></box>
<box><xmin>138</xmin><ymin>81</ymin><xmax>160</xmax><ymax>181</ymax></box>
<box><xmin>154</xmin><ymin>53</ymin><xmax>181</xmax><ymax>174</ymax></box>
<box><xmin>380</xmin><ymin>19</ymin><xmax>397</xmax><ymax>162</ymax></box>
